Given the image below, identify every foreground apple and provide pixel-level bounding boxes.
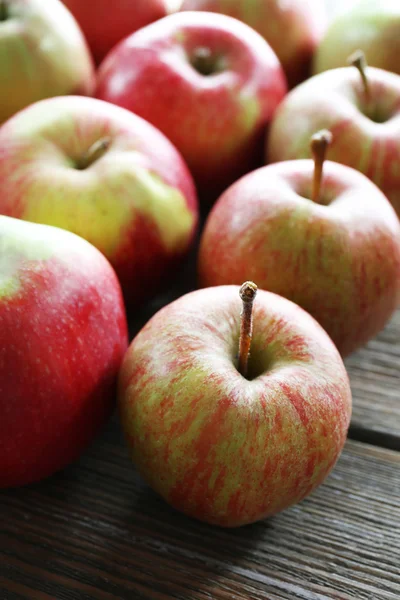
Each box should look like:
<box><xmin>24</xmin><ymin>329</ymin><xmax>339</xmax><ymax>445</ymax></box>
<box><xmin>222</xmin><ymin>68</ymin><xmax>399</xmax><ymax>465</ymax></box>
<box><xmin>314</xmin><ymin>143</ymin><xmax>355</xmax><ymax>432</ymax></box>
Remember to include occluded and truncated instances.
<box><xmin>199</xmin><ymin>132</ymin><xmax>400</xmax><ymax>357</ymax></box>
<box><xmin>62</xmin><ymin>0</ymin><xmax>169</xmax><ymax>64</ymax></box>
<box><xmin>314</xmin><ymin>0</ymin><xmax>400</xmax><ymax>75</ymax></box>
<box><xmin>96</xmin><ymin>11</ymin><xmax>287</xmax><ymax>199</ymax></box>
<box><xmin>267</xmin><ymin>54</ymin><xmax>400</xmax><ymax>217</ymax></box>
<box><xmin>181</xmin><ymin>0</ymin><xmax>325</xmax><ymax>88</ymax></box>
<box><xmin>0</xmin><ymin>96</ymin><xmax>198</xmax><ymax>308</ymax></box>
<box><xmin>0</xmin><ymin>0</ymin><xmax>94</xmax><ymax>124</ymax></box>
<box><xmin>0</xmin><ymin>216</ymin><xmax>128</xmax><ymax>489</ymax></box>
<box><xmin>119</xmin><ymin>282</ymin><xmax>352</xmax><ymax>527</ymax></box>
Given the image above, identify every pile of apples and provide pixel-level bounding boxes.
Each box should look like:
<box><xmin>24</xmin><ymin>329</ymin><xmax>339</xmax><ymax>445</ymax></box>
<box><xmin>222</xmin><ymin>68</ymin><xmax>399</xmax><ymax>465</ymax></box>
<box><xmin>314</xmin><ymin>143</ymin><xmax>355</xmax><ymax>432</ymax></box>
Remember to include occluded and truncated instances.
<box><xmin>1</xmin><ymin>0</ymin><xmax>400</xmax><ymax>528</ymax></box>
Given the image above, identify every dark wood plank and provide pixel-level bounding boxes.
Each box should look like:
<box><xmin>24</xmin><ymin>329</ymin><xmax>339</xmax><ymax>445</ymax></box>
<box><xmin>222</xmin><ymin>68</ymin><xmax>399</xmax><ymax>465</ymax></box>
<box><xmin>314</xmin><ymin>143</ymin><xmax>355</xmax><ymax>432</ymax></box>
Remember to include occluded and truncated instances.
<box><xmin>345</xmin><ymin>310</ymin><xmax>400</xmax><ymax>449</ymax></box>
<box><xmin>1</xmin><ymin>422</ymin><xmax>399</xmax><ymax>600</ymax></box>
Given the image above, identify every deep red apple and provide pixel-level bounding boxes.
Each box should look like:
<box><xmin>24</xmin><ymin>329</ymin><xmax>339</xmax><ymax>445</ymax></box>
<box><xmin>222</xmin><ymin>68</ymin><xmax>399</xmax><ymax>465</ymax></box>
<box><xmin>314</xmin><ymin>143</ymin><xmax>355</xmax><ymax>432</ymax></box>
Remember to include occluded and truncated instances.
<box><xmin>0</xmin><ymin>216</ymin><xmax>128</xmax><ymax>489</ymax></box>
<box><xmin>198</xmin><ymin>132</ymin><xmax>400</xmax><ymax>357</ymax></box>
<box><xmin>0</xmin><ymin>96</ymin><xmax>198</xmax><ymax>308</ymax></box>
<box><xmin>267</xmin><ymin>52</ymin><xmax>400</xmax><ymax>217</ymax></box>
<box><xmin>62</xmin><ymin>0</ymin><xmax>169</xmax><ymax>64</ymax></box>
<box><xmin>96</xmin><ymin>11</ymin><xmax>287</xmax><ymax>199</ymax></box>
<box><xmin>119</xmin><ymin>283</ymin><xmax>352</xmax><ymax>527</ymax></box>
<box><xmin>181</xmin><ymin>0</ymin><xmax>326</xmax><ymax>88</ymax></box>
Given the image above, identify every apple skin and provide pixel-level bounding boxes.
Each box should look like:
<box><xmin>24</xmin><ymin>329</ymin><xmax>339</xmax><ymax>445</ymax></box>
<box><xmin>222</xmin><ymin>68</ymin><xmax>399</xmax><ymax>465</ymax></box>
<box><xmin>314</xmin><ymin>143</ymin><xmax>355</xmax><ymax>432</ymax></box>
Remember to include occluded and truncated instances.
<box><xmin>0</xmin><ymin>96</ymin><xmax>198</xmax><ymax>308</ymax></box>
<box><xmin>118</xmin><ymin>285</ymin><xmax>352</xmax><ymax>527</ymax></box>
<box><xmin>314</xmin><ymin>0</ymin><xmax>400</xmax><ymax>76</ymax></box>
<box><xmin>0</xmin><ymin>0</ymin><xmax>94</xmax><ymax>124</ymax></box>
<box><xmin>266</xmin><ymin>66</ymin><xmax>400</xmax><ymax>218</ymax></box>
<box><xmin>62</xmin><ymin>0</ymin><xmax>169</xmax><ymax>64</ymax></box>
<box><xmin>180</xmin><ymin>0</ymin><xmax>326</xmax><ymax>88</ymax></box>
<box><xmin>0</xmin><ymin>216</ymin><xmax>128</xmax><ymax>489</ymax></box>
<box><xmin>96</xmin><ymin>11</ymin><xmax>287</xmax><ymax>199</ymax></box>
<box><xmin>198</xmin><ymin>161</ymin><xmax>400</xmax><ymax>357</ymax></box>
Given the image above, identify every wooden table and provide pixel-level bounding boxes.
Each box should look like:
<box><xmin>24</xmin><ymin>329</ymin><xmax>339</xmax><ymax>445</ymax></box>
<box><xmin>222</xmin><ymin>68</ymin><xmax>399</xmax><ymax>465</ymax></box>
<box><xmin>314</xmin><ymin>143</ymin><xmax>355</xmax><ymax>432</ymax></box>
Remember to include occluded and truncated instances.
<box><xmin>2</xmin><ymin>2</ymin><xmax>400</xmax><ymax>599</ymax></box>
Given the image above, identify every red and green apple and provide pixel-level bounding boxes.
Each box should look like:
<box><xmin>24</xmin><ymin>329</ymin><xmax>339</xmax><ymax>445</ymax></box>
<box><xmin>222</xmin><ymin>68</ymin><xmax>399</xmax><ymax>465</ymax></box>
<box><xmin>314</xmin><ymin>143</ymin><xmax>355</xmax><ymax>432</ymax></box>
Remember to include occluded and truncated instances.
<box><xmin>199</xmin><ymin>133</ymin><xmax>400</xmax><ymax>356</ymax></box>
<box><xmin>181</xmin><ymin>0</ymin><xmax>326</xmax><ymax>88</ymax></box>
<box><xmin>0</xmin><ymin>216</ymin><xmax>128</xmax><ymax>489</ymax></box>
<box><xmin>267</xmin><ymin>56</ymin><xmax>400</xmax><ymax>218</ymax></box>
<box><xmin>0</xmin><ymin>0</ymin><xmax>94</xmax><ymax>124</ymax></box>
<box><xmin>0</xmin><ymin>96</ymin><xmax>198</xmax><ymax>308</ymax></box>
<box><xmin>96</xmin><ymin>11</ymin><xmax>287</xmax><ymax>200</ymax></box>
<box><xmin>118</xmin><ymin>283</ymin><xmax>352</xmax><ymax>527</ymax></box>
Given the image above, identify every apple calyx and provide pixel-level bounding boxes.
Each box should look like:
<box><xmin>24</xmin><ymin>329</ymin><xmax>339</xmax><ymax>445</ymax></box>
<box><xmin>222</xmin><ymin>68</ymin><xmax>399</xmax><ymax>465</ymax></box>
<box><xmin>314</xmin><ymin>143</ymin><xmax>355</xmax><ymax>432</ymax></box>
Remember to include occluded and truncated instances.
<box><xmin>238</xmin><ymin>281</ymin><xmax>258</xmax><ymax>378</ymax></box>
<box><xmin>0</xmin><ymin>0</ymin><xmax>8</xmax><ymax>21</ymax></box>
<box><xmin>190</xmin><ymin>47</ymin><xmax>221</xmax><ymax>76</ymax></box>
<box><xmin>76</xmin><ymin>137</ymin><xmax>111</xmax><ymax>170</ymax></box>
<box><xmin>310</xmin><ymin>129</ymin><xmax>332</xmax><ymax>204</ymax></box>
<box><xmin>347</xmin><ymin>49</ymin><xmax>370</xmax><ymax>104</ymax></box>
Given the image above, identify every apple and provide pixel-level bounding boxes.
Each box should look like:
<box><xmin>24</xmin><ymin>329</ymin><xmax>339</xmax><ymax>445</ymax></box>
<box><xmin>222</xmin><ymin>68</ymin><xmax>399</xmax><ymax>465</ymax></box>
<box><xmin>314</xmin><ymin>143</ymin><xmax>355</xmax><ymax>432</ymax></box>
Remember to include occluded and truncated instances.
<box><xmin>180</xmin><ymin>0</ymin><xmax>326</xmax><ymax>88</ymax></box>
<box><xmin>62</xmin><ymin>0</ymin><xmax>170</xmax><ymax>64</ymax></box>
<box><xmin>0</xmin><ymin>215</ymin><xmax>128</xmax><ymax>489</ymax></box>
<box><xmin>118</xmin><ymin>282</ymin><xmax>352</xmax><ymax>527</ymax></box>
<box><xmin>0</xmin><ymin>96</ymin><xmax>198</xmax><ymax>308</ymax></box>
<box><xmin>313</xmin><ymin>0</ymin><xmax>400</xmax><ymax>76</ymax></box>
<box><xmin>96</xmin><ymin>11</ymin><xmax>287</xmax><ymax>200</ymax></box>
<box><xmin>198</xmin><ymin>132</ymin><xmax>400</xmax><ymax>357</ymax></box>
<box><xmin>0</xmin><ymin>0</ymin><xmax>94</xmax><ymax>124</ymax></box>
<box><xmin>266</xmin><ymin>54</ymin><xmax>400</xmax><ymax>218</ymax></box>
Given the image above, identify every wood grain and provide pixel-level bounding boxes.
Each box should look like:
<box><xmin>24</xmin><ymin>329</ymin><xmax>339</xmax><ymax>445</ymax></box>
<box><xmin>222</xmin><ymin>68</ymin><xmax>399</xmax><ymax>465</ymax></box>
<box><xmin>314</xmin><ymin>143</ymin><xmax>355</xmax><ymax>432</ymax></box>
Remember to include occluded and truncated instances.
<box><xmin>346</xmin><ymin>309</ymin><xmax>400</xmax><ymax>449</ymax></box>
<box><xmin>1</xmin><ymin>422</ymin><xmax>399</xmax><ymax>600</ymax></box>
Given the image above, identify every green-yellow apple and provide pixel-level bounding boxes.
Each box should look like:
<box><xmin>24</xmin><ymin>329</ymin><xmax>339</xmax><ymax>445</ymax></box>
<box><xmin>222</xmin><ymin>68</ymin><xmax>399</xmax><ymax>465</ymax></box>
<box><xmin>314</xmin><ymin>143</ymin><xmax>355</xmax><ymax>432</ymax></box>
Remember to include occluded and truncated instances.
<box><xmin>314</xmin><ymin>0</ymin><xmax>400</xmax><ymax>75</ymax></box>
<box><xmin>62</xmin><ymin>0</ymin><xmax>170</xmax><ymax>64</ymax></box>
<box><xmin>118</xmin><ymin>283</ymin><xmax>352</xmax><ymax>527</ymax></box>
<box><xmin>0</xmin><ymin>0</ymin><xmax>94</xmax><ymax>124</ymax></box>
<box><xmin>181</xmin><ymin>0</ymin><xmax>326</xmax><ymax>88</ymax></box>
<box><xmin>0</xmin><ymin>216</ymin><xmax>128</xmax><ymax>489</ymax></box>
<box><xmin>0</xmin><ymin>96</ymin><xmax>198</xmax><ymax>308</ymax></box>
<box><xmin>96</xmin><ymin>11</ymin><xmax>287</xmax><ymax>200</ymax></box>
<box><xmin>267</xmin><ymin>56</ymin><xmax>400</xmax><ymax>217</ymax></box>
<box><xmin>199</xmin><ymin>133</ymin><xmax>400</xmax><ymax>356</ymax></box>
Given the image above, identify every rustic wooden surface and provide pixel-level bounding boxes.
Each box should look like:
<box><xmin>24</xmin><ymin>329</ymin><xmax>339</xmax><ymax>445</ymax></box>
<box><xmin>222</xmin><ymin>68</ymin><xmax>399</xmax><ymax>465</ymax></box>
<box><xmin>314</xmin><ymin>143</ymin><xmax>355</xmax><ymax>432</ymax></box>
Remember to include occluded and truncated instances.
<box><xmin>1</xmin><ymin>426</ymin><xmax>400</xmax><ymax>600</ymax></box>
<box><xmin>346</xmin><ymin>310</ymin><xmax>400</xmax><ymax>449</ymax></box>
<box><xmin>1</xmin><ymin>0</ymin><xmax>400</xmax><ymax>599</ymax></box>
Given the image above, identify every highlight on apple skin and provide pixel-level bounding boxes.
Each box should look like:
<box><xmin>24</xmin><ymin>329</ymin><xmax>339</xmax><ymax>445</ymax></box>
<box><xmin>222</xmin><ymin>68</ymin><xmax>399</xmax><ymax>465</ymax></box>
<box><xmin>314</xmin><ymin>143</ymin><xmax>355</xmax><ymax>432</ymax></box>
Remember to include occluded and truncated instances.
<box><xmin>0</xmin><ymin>96</ymin><xmax>199</xmax><ymax>308</ymax></box>
<box><xmin>96</xmin><ymin>11</ymin><xmax>287</xmax><ymax>199</ymax></box>
<box><xmin>266</xmin><ymin>60</ymin><xmax>400</xmax><ymax>218</ymax></box>
<box><xmin>198</xmin><ymin>157</ymin><xmax>400</xmax><ymax>357</ymax></box>
<box><xmin>0</xmin><ymin>0</ymin><xmax>95</xmax><ymax>124</ymax></box>
<box><xmin>181</xmin><ymin>0</ymin><xmax>326</xmax><ymax>88</ymax></box>
<box><xmin>0</xmin><ymin>216</ymin><xmax>128</xmax><ymax>489</ymax></box>
<box><xmin>118</xmin><ymin>285</ymin><xmax>352</xmax><ymax>527</ymax></box>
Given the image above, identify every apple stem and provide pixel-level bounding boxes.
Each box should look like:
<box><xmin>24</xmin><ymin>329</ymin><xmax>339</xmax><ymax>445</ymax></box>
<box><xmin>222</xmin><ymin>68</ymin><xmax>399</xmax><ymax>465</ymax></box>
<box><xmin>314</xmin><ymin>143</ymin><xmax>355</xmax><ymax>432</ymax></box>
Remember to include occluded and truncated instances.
<box><xmin>76</xmin><ymin>137</ymin><xmax>111</xmax><ymax>170</ymax></box>
<box><xmin>310</xmin><ymin>130</ymin><xmax>332</xmax><ymax>204</ymax></box>
<box><xmin>0</xmin><ymin>0</ymin><xmax>7</xmax><ymax>21</ymax></box>
<box><xmin>238</xmin><ymin>281</ymin><xmax>258</xmax><ymax>378</ymax></box>
<box><xmin>348</xmin><ymin>49</ymin><xmax>370</xmax><ymax>104</ymax></box>
<box><xmin>191</xmin><ymin>47</ymin><xmax>216</xmax><ymax>76</ymax></box>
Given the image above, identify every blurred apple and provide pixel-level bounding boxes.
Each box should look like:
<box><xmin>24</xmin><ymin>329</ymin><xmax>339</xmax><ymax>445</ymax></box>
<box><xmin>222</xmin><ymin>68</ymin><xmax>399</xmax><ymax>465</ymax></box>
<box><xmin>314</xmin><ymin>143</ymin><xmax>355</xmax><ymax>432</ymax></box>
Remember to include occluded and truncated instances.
<box><xmin>0</xmin><ymin>96</ymin><xmax>198</xmax><ymax>308</ymax></box>
<box><xmin>63</xmin><ymin>0</ymin><xmax>169</xmax><ymax>64</ymax></box>
<box><xmin>96</xmin><ymin>11</ymin><xmax>287</xmax><ymax>200</ymax></box>
<box><xmin>314</xmin><ymin>0</ymin><xmax>400</xmax><ymax>76</ymax></box>
<box><xmin>181</xmin><ymin>0</ymin><xmax>326</xmax><ymax>87</ymax></box>
<box><xmin>0</xmin><ymin>0</ymin><xmax>94</xmax><ymax>124</ymax></box>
